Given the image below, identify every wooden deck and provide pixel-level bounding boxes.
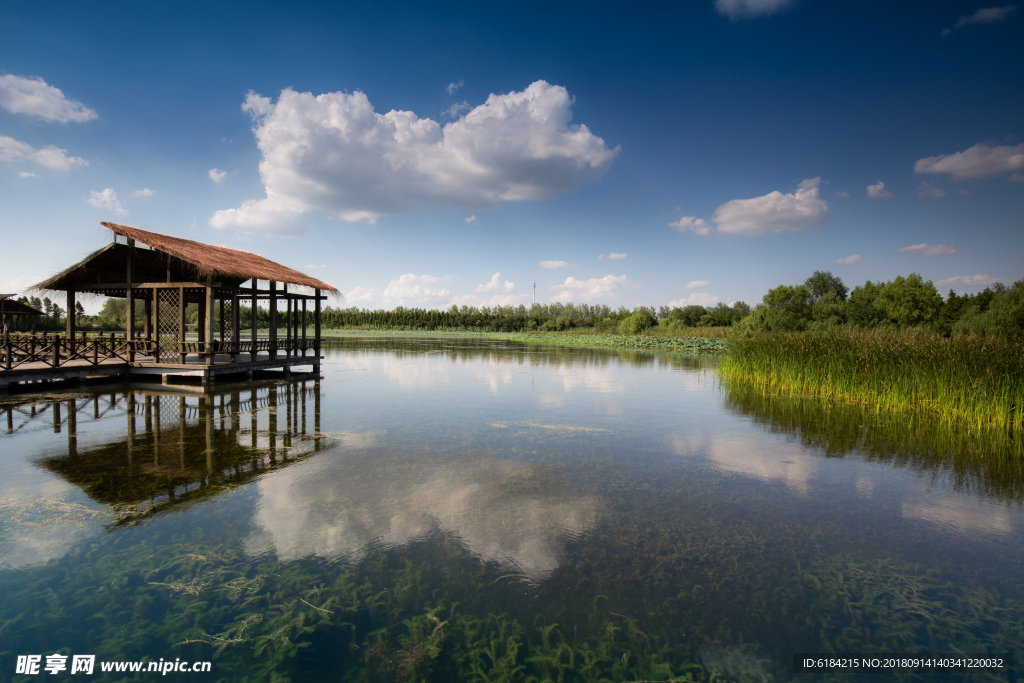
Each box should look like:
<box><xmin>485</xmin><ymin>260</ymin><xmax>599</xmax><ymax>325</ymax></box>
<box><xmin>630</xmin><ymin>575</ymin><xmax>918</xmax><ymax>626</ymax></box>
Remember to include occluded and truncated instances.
<box><xmin>0</xmin><ymin>350</ymin><xmax>321</xmax><ymax>392</ymax></box>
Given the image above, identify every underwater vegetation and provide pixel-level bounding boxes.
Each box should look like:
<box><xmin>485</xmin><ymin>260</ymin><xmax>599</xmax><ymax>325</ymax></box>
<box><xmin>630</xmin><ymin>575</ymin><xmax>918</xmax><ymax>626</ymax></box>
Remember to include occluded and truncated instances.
<box><xmin>3</xmin><ymin>448</ymin><xmax>1023</xmax><ymax>682</ymax></box>
<box><xmin>2</xmin><ymin>341</ymin><xmax>1023</xmax><ymax>682</ymax></box>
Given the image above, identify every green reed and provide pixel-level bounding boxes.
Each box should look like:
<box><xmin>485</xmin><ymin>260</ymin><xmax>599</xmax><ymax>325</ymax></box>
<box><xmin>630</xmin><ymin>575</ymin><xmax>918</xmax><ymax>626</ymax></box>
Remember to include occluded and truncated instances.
<box><xmin>718</xmin><ymin>330</ymin><xmax>1024</xmax><ymax>433</ymax></box>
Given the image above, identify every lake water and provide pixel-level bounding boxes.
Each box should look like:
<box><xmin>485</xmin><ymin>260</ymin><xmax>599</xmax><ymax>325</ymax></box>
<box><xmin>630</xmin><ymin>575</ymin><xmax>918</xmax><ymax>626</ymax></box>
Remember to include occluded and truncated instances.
<box><xmin>1</xmin><ymin>336</ymin><xmax>1022</xmax><ymax>682</ymax></box>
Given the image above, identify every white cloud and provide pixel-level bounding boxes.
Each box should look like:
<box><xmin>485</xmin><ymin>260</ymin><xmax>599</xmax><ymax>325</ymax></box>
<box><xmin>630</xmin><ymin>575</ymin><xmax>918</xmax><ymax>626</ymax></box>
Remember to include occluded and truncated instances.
<box><xmin>209</xmin><ymin>168</ymin><xmax>227</xmax><ymax>183</ymax></box>
<box><xmin>131</xmin><ymin>188</ymin><xmax>154</xmax><ymax>197</ymax></box>
<box><xmin>1011</xmin><ymin>172</ymin><xmax>1024</xmax><ymax>182</ymax></box>
<box><xmin>866</xmin><ymin>180</ymin><xmax>892</xmax><ymax>198</ymax></box>
<box><xmin>597</xmin><ymin>252</ymin><xmax>627</xmax><ymax>260</ymax></box>
<box><xmin>936</xmin><ymin>274</ymin><xmax>999</xmax><ymax>288</ymax></box>
<box><xmin>715</xmin><ymin>0</ymin><xmax>795</xmax><ymax>19</ymax></box>
<box><xmin>347</xmin><ymin>273</ymin><xmax>454</xmax><ymax>307</ymax></box>
<box><xmin>713</xmin><ymin>177</ymin><xmax>828</xmax><ymax>234</ymax></box>
<box><xmin>465</xmin><ymin>214</ymin><xmax>478</xmax><ymax>224</ymax></box>
<box><xmin>0</xmin><ymin>74</ymin><xmax>97</xmax><ymax>123</ymax></box>
<box><xmin>208</xmin><ymin>196</ymin><xmax>308</xmax><ymax>236</ymax></box>
<box><xmin>914</xmin><ymin>142</ymin><xmax>1024</xmax><ymax>179</ymax></box>
<box><xmin>899</xmin><ymin>243</ymin><xmax>957</xmax><ymax>256</ymax></box>
<box><xmin>476</xmin><ymin>272</ymin><xmax>515</xmax><ymax>293</ymax></box>
<box><xmin>210</xmin><ymin>81</ymin><xmax>619</xmax><ymax>235</ymax></box>
<box><xmin>668</xmin><ymin>292</ymin><xmax>719</xmax><ymax>307</ymax></box>
<box><xmin>443</xmin><ymin>101</ymin><xmax>472</xmax><ymax>118</ymax></box>
<box><xmin>539</xmin><ymin>260</ymin><xmax>577</xmax><ymax>269</ymax></box>
<box><xmin>956</xmin><ymin>5</ymin><xmax>1017</xmax><ymax>27</ymax></box>
<box><xmin>18</xmin><ymin>171</ymin><xmax>39</xmax><ymax>178</ymax></box>
<box><xmin>550</xmin><ymin>274</ymin><xmax>637</xmax><ymax>302</ymax></box>
<box><xmin>836</xmin><ymin>191</ymin><xmax>851</xmax><ymax>199</ymax></box>
<box><xmin>835</xmin><ymin>255</ymin><xmax>862</xmax><ymax>264</ymax></box>
<box><xmin>0</xmin><ymin>135</ymin><xmax>88</xmax><ymax>170</ymax></box>
<box><xmin>446</xmin><ymin>79</ymin><xmax>464</xmax><ymax>95</ymax></box>
<box><xmin>87</xmin><ymin>188</ymin><xmax>127</xmax><ymax>216</ymax></box>
<box><xmin>669</xmin><ymin>216</ymin><xmax>711</xmax><ymax>235</ymax></box>
<box><xmin>686</xmin><ymin>280</ymin><xmax>711</xmax><ymax>289</ymax></box>
<box><xmin>917</xmin><ymin>181</ymin><xmax>945</xmax><ymax>198</ymax></box>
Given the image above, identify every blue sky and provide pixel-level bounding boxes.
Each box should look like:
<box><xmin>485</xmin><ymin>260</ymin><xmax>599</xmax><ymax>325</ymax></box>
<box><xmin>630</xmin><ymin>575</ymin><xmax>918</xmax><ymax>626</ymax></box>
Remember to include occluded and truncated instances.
<box><xmin>1</xmin><ymin>0</ymin><xmax>1021</xmax><ymax>312</ymax></box>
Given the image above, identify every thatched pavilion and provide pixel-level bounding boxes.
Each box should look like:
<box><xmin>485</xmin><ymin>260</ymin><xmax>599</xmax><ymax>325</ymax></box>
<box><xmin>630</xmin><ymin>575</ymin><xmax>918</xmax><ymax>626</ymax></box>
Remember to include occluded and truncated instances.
<box><xmin>1</xmin><ymin>222</ymin><xmax>337</xmax><ymax>391</ymax></box>
<box><xmin>0</xmin><ymin>295</ymin><xmax>43</xmax><ymax>333</ymax></box>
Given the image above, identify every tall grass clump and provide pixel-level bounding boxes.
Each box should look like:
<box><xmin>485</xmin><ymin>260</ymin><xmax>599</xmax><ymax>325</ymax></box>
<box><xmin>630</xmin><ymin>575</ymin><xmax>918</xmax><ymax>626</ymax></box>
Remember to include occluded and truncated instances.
<box><xmin>718</xmin><ymin>329</ymin><xmax>1024</xmax><ymax>433</ymax></box>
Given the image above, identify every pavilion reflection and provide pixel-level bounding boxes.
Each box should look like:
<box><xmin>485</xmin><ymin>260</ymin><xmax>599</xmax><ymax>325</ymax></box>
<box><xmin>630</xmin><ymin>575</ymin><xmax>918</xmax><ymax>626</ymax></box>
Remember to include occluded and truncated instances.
<box><xmin>14</xmin><ymin>380</ymin><xmax>326</xmax><ymax>526</ymax></box>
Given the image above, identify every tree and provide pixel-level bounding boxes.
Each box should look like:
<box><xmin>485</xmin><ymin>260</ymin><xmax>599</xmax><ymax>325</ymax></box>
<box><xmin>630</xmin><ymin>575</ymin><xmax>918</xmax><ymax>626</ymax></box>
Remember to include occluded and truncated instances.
<box><xmin>811</xmin><ymin>292</ymin><xmax>847</xmax><ymax>326</ymax></box>
<box><xmin>763</xmin><ymin>284</ymin><xmax>812</xmax><ymax>318</ymax></box>
<box><xmin>804</xmin><ymin>270</ymin><xmax>848</xmax><ymax>303</ymax></box>
<box><xmin>847</xmin><ymin>281</ymin><xmax>886</xmax><ymax>327</ymax></box>
<box><xmin>619</xmin><ymin>309</ymin><xmax>655</xmax><ymax>334</ymax></box>
<box><xmin>875</xmin><ymin>273</ymin><xmax>942</xmax><ymax>327</ymax></box>
<box><xmin>954</xmin><ymin>280</ymin><xmax>1024</xmax><ymax>336</ymax></box>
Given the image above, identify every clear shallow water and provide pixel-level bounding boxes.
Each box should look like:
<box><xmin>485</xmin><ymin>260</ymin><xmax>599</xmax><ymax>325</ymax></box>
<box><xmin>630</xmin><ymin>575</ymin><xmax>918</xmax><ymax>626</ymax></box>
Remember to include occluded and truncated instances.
<box><xmin>1</xmin><ymin>335</ymin><xmax>1022</xmax><ymax>682</ymax></box>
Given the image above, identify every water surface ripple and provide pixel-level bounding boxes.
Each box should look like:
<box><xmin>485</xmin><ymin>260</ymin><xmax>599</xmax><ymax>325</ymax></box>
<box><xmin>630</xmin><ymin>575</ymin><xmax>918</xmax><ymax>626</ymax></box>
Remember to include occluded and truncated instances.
<box><xmin>1</xmin><ymin>335</ymin><xmax>1021</xmax><ymax>682</ymax></box>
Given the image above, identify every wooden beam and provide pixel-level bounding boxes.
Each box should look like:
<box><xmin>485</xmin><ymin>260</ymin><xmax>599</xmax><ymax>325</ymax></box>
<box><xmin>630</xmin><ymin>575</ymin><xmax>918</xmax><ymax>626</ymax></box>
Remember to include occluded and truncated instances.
<box><xmin>250</xmin><ymin>279</ymin><xmax>257</xmax><ymax>358</ymax></box>
<box><xmin>126</xmin><ymin>239</ymin><xmax>135</xmax><ymax>361</ymax></box>
<box><xmin>204</xmin><ymin>277</ymin><xmax>215</xmax><ymax>366</ymax></box>
<box><xmin>269</xmin><ymin>281</ymin><xmax>277</xmax><ymax>360</ymax></box>
<box><xmin>178</xmin><ymin>286</ymin><xmax>186</xmax><ymax>363</ymax></box>
<box><xmin>283</xmin><ymin>284</ymin><xmax>291</xmax><ymax>358</ymax></box>
<box><xmin>65</xmin><ymin>289</ymin><xmax>75</xmax><ymax>341</ymax></box>
<box><xmin>314</xmin><ymin>287</ymin><xmax>321</xmax><ymax>373</ymax></box>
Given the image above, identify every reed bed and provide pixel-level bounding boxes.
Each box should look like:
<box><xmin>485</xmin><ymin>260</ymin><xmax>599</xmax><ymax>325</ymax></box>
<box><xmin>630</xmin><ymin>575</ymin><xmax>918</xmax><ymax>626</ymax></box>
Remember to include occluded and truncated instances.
<box><xmin>718</xmin><ymin>329</ymin><xmax>1024</xmax><ymax>433</ymax></box>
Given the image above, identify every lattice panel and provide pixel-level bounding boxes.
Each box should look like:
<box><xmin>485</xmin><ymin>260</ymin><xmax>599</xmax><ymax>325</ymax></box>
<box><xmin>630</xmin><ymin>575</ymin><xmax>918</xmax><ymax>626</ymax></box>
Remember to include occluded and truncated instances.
<box><xmin>156</xmin><ymin>289</ymin><xmax>181</xmax><ymax>363</ymax></box>
<box><xmin>219</xmin><ymin>301</ymin><xmax>234</xmax><ymax>343</ymax></box>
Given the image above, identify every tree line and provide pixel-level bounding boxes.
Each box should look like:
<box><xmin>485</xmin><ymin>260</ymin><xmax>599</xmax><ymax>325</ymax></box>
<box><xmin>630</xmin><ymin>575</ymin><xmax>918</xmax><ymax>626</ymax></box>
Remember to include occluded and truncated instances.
<box><xmin>738</xmin><ymin>271</ymin><xmax>1023</xmax><ymax>336</ymax></box>
<box><xmin>15</xmin><ymin>271</ymin><xmax>1021</xmax><ymax>337</ymax></box>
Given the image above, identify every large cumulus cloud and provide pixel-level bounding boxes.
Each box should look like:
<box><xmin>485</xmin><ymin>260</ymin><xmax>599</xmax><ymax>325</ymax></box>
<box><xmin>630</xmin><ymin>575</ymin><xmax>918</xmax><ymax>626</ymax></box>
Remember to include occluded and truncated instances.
<box><xmin>211</xmin><ymin>81</ymin><xmax>619</xmax><ymax>235</ymax></box>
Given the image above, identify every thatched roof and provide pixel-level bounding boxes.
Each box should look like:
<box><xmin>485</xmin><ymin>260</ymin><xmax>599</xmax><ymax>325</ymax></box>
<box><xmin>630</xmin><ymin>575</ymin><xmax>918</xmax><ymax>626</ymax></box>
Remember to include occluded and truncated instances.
<box><xmin>0</xmin><ymin>294</ymin><xmax>42</xmax><ymax>315</ymax></box>
<box><xmin>32</xmin><ymin>222</ymin><xmax>337</xmax><ymax>294</ymax></box>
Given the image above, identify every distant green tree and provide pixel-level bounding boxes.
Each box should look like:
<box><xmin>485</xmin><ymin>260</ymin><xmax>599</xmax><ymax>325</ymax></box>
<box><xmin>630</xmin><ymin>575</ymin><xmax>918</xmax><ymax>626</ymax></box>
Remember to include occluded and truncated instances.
<box><xmin>811</xmin><ymin>292</ymin><xmax>848</xmax><ymax>326</ymax></box>
<box><xmin>876</xmin><ymin>273</ymin><xmax>942</xmax><ymax>327</ymax></box>
<box><xmin>804</xmin><ymin>270</ymin><xmax>848</xmax><ymax>303</ymax></box>
<box><xmin>764</xmin><ymin>284</ymin><xmax>812</xmax><ymax>319</ymax></box>
<box><xmin>619</xmin><ymin>309</ymin><xmax>655</xmax><ymax>334</ymax></box>
<box><xmin>847</xmin><ymin>281</ymin><xmax>887</xmax><ymax>327</ymax></box>
<box><xmin>661</xmin><ymin>305</ymin><xmax>708</xmax><ymax>327</ymax></box>
<box><xmin>954</xmin><ymin>280</ymin><xmax>1024</xmax><ymax>336</ymax></box>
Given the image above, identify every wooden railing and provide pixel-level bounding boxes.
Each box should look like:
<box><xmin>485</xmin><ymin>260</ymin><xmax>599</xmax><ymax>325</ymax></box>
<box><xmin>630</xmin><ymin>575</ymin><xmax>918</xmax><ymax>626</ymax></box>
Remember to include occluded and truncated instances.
<box><xmin>1</xmin><ymin>332</ymin><xmax>317</xmax><ymax>371</ymax></box>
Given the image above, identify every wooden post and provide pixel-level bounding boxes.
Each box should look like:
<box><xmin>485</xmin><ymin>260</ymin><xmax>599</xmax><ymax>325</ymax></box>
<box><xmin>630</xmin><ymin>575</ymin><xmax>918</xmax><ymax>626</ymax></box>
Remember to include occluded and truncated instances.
<box><xmin>314</xmin><ymin>288</ymin><xmax>321</xmax><ymax>374</ymax></box>
<box><xmin>232</xmin><ymin>289</ymin><xmax>240</xmax><ymax>361</ymax></box>
<box><xmin>250</xmin><ymin>280</ymin><xmax>258</xmax><ymax>361</ymax></box>
<box><xmin>153</xmin><ymin>287</ymin><xmax>160</xmax><ymax>362</ymax></box>
<box><xmin>204</xmin><ymin>278</ymin><xmax>215</xmax><ymax>366</ymax></box>
<box><xmin>66</xmin><ymin>289</ymin><xmax>76</xmax><ymax>358</ymax></box>
<box><xmin>269</xmin><ymin>281</ymin><xmax>277</xmax><ymax>360</ymax></box>
<box><xmin>198</xmin><ymin>292</ymin><xmax>206</xmax><ymax>348</ymax></box>
<box><xmin>302</xmin><ymin>299</ymin><xmax>307</xmax><ymax>356</ymax></box>
<box><xmin>283</xmin><ymin>285</ymin><xmax>291</xmax><ymax>357</ymax></box>
<box><xmin>178</xmin><ymin>287</ymin><xmax>186</xmax><ymax>363</ymax></box>
<box><xmin>126</xmin><ymin>239</ymin><xmax>135</xmax><ymax>362</ymax></box>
